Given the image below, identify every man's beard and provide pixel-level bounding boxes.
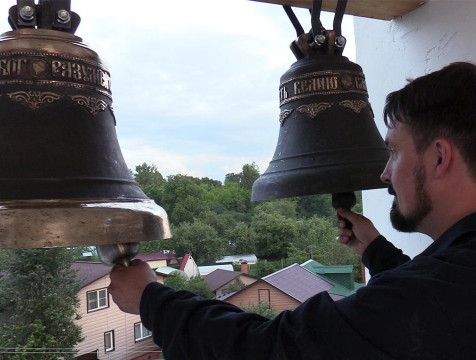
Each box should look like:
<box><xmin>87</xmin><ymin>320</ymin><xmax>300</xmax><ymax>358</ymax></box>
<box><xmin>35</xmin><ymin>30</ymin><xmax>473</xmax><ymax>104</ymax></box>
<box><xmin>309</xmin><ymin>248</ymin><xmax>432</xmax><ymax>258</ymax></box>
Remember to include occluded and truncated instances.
<box><xmin>389</xmin><ymin>163</ymin><xmax>433</xmax><ymax>232</ymax></box>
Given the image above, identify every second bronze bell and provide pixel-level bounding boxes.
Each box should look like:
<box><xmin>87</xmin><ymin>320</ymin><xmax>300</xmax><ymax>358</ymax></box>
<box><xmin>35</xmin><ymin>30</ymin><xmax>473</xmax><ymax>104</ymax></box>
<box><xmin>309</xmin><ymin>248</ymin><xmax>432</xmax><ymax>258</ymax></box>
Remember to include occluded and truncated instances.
<box><xmin>251</xmin><ymin>1</ymin><xmax>389</xmax><ymax>203</ymax></box>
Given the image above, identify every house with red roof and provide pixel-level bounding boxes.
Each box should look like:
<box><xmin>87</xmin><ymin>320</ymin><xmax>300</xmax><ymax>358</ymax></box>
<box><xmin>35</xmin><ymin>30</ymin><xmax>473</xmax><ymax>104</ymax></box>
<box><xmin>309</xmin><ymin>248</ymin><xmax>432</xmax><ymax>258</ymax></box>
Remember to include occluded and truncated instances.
<box><xmin>179</xmin><ymin>253</ymin><xmax>198</xmax><ymax>278</ymax></box>
<box><xmin>135</xmin><ymin>251</ymin><xmax>178</xmax><ymax>269</ymax></box>
<box><xmin>223</xmin><ymin>263</ymin><xmax>348</xmax><ymax>313</ymax></box>
<box><xmin>73</xmin><ymin>259</ymin><xmax>170</xmax><ymax>360</ymax></box>
<box><xmin>203</xmin><ymin>269</ymin><xmax>258</xmax><ymax>296</ymax></box>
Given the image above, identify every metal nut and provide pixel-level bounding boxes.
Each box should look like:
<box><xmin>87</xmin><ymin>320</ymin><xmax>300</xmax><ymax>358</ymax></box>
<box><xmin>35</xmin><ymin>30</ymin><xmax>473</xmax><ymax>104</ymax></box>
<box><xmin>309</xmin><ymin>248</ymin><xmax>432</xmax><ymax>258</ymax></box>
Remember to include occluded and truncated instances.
<box><xmin>335</xmin><ymin>35</ymin><xmax>347</xmax><ymax>48</ymax></box>
<box><xmin>19</xmin><ymin>5</ymin><xmax>35</xmax><ymax>21</ymax></box>
<box><xmin>57</xmin><ymin>9</ymin><xmax>71</xmax><ymax>24</ymax></box>
<box><xmin>314</xmin><ymin>34</ymin><xmax>327</xmax><ymax>45</ymax></box>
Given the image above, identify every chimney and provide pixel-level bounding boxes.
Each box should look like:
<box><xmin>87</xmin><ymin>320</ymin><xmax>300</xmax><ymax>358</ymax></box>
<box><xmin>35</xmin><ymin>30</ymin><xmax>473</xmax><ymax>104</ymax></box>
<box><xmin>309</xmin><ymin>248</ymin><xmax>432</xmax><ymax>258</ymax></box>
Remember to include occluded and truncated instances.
<box><xmin>241</xmin><ymin>261</ymin><xmax>249</xmax><ymax>274</ymax></box>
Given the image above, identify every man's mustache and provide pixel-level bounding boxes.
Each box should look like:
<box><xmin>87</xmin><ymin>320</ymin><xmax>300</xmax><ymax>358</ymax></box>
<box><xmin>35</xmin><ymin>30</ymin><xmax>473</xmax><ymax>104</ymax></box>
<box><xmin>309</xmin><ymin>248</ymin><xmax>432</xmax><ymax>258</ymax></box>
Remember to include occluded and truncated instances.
<box><xmin>388</xmin><ymin>185</ymin><xmax>396</xmax><ymax>196</ymax></box>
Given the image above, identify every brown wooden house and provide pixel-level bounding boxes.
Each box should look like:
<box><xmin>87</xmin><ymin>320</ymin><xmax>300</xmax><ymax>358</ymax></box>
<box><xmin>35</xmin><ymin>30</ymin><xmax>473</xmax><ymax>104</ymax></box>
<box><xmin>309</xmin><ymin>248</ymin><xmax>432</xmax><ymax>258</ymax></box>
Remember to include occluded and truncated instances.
<box><xmin>203</xmin><ymin>269</ymin><xmax>258</xmax><ymax>296</ymax></box>
<box><xmin>224</xmin><ymin>263</ymin><xmax>345</xmax><ymax>312</ymax></box>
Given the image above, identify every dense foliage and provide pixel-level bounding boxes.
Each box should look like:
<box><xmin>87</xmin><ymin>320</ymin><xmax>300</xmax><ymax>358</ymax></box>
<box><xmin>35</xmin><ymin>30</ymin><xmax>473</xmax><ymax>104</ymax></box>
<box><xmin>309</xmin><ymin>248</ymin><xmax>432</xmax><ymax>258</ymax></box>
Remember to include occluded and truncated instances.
<box><xmin>0</xmin><ymin>248</ymin><xmax>83</xmax><ymax>359</ymax></box>
<box><xmin>135</xmin><ymin>162</ymin><xmax>363</xmax><ymax>282</ymax></box>
<box><xmin>241</xmin><ymin>303</ymin><xmax>279</xmax><ymax>320</ymax></box>
<box><xmin>164</xmin><ymin>272</ymin><xmax>215</xmax><ymax>299</ymax></box>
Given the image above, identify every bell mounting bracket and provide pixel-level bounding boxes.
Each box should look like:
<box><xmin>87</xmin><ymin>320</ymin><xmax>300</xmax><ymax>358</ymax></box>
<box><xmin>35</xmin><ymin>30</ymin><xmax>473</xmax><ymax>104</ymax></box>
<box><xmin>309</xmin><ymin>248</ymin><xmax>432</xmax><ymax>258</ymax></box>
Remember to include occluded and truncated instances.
<box><xmin>284</xmin><ymin>0</ymin><xmax>348</xmax><ymax>60</ymax></box>
<box><xmin>8</xmin><ymin>0</ymin><xmax>81</xmax><ymax>34</ymax></box>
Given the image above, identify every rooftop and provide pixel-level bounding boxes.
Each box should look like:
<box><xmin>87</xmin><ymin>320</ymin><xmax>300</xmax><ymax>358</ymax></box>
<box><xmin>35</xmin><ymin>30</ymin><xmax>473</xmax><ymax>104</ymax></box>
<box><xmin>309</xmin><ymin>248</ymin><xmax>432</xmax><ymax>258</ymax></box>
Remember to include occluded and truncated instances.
<box><xmin>216</xmin><ymin>254</ymin><xmax>258</xmax><ymax>265</ymax></box>
<box><xmin>263</xmin><ymin>263</ymin><xmax>343</xmax><ymax>302</ymax></box>
<box><xmin>72</xmin><ymin>261</ymin><xmax>111</xmax><ymax>287</ymax></box>
<box><xmin>202</xmin><ymin>269</ymin><xmax>258</xmax><ymax>291</ymax></box>
<box><xmin>199</xmin><ymin>264</ymin><xmax>234</xmax><ymax>276</ymax></box>
<box><xmin>135</xmin><ymin>251</ymin><xmax>176</xmax><ymax>262</ymax></box>
<box><xmin>301</xmin><ymin>260</ymin><xmax>365</xmax><ymax>296</ymax></box>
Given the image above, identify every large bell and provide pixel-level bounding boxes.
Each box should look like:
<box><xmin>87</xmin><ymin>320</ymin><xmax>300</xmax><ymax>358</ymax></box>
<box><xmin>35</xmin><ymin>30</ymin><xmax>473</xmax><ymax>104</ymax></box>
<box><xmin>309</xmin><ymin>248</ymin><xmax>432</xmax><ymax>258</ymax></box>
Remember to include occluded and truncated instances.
<box><xmin>251</xmin><ymin>0</ymin><xmax>389</xmax><ymax>205</ymax></box>
<box><xmin>0</xmin><ymin>1</ymin><xmax>171</xmax><ymax>251</ymax></box>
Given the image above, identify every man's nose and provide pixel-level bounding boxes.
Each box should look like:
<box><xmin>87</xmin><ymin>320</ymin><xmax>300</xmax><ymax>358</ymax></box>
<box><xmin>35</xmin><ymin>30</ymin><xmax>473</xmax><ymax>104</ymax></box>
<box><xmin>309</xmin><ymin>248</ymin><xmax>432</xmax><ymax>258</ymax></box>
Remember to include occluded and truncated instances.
<box><xmin>380</xmin><ymin>162</ymin><xmax>391</xmax><ymax>184</ymax></box>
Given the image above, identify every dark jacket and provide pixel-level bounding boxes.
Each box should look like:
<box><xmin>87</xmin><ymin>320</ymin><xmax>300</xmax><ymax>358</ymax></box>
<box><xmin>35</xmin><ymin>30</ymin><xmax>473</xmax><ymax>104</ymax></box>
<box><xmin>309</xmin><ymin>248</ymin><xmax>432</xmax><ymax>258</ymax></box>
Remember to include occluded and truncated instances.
<box><xmin>140</xmin><ymin>213</ymin><xmax>476</xmax><ymax>359</ymax></box>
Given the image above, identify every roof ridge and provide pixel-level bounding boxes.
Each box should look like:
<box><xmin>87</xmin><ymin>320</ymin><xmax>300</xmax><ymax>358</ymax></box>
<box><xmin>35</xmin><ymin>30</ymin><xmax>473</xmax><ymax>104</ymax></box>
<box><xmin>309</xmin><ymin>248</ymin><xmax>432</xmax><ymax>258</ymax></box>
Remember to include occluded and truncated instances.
<box><xmin>262</xmin><ymin>263</ymin><xmax>299</xmax><ymax>279</ymax></box>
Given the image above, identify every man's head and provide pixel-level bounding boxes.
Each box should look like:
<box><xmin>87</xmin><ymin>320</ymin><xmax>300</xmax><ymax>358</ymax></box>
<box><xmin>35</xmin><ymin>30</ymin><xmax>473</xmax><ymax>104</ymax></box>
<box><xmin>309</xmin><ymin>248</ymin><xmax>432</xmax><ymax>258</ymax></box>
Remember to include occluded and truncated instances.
<box><xmin>381</xmin><ymin>62</ymin><xmax>476</xmax><ymax>234</ymax></box>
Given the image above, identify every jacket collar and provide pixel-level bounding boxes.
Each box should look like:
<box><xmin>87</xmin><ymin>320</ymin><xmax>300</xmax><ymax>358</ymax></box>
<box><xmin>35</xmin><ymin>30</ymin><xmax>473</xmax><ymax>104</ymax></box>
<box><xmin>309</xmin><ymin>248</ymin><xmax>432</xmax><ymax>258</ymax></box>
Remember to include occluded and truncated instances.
<box><xmin>418</xmin><ymin>212</ymin><xmax>476</xmax><ymax>256</ymax></box>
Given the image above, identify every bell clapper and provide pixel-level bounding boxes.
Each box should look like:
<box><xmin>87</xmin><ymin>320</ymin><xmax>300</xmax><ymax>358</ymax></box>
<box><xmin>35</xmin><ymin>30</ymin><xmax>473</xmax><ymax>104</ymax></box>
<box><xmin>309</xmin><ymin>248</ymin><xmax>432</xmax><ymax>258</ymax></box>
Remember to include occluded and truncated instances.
<box><xmin>332</xmin><ymin>192</ymin><xmax>356</xmax><ymax>229</ymax></box>
<box><xmin>96</xmin><ymin>242</ymin><xmax>141</xmax><ymax>267</ymax></box>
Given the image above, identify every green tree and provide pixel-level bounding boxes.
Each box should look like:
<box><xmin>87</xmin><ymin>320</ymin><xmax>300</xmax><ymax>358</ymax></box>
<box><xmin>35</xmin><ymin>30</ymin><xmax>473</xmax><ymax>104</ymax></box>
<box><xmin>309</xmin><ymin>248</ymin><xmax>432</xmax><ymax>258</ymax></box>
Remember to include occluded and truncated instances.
<box><xmin>222</xmin><ymin>278</ymin><xmax>246</xmax><ymax>295</ymax></box>
<box><xmin>161</xmin><ymin>175</ymin><xmax>208</xmax><ymax>224</ymax></box>
<box><xmin>224</xmin><ymin>172</ymin><xmax>241</xmax><ymax>185</ymax></box>
<box><xmin>164</xmin><ymin>271</ymin><xmax>188</xmax><ymax>290</ymax></box>
<box><xmin>293</xmin><ymin>216</ymin><xmax>337</xmax><ymax>252</ymax></box>
<box><xmin>255</xmin><ymin>198</ymin><xmax>297</xmax><ymax>218</ymax></box>
<box><xmin>252</xmin><ymin>212</ymin><xmax>298</xmax><ymax>260</ymax></box>
<box><xmin>239</xmin><ymin>163</ymin><xmax>260</xmax><ymax>190</ymax></box>
<box><xmin>296</xmin><ymin>194</ymin><xmax>334</xmax><ymax>218</ymax></box>
<box><xmin>250</xmin><ymin>260</ymin><xmax>281</xmax><ymax>278</ymax></box>
<box><xmin>201</xmin><ymin>210</ymin><xmax>238</xmax><ymax>239</ymax></box>
<box><xmin>225</xmin><ymin>222</ymin><xmax>256</xmax><ymax>255</ymax></box>
<box><xmin>0</xmin><ymin>248</ymin><xmax>83</xmax><ymax>360</ymax></box>
<box><xmin>285</xmin><ymin>244</ymin><xmax>311</xmax><ymax>266</ymax></box>
<box><xmin>134</xmin><ymin>163</ymin><xmax>164</xmax><ymax>187</ymax></box>
<box><xmin>199</xmin><ymin>177</ymin><xmax>222</xmax><ymax>187</ymax></box>
<box><xmin>172</xmin><ymin>220</ymin><xmax>225</xmax><ymax>263</ymax></box>
<box><xmin>133</xmin><ymin>163</ymin><xmax>165</xmax><ymax>204</ymax></box>
<box><xmin>164</xmin><ymin>273</ymin><xmax>214</xmax><ymax>299</ymax></box>
<box><xmin>186</xmin><ymin>277</ymin><xmax>215</xmax><ymax>299</ymax></box>
<box><xmin>206</xmin><ymin>182</ymin><xmax>251</xmax><ymax>213</ymax></box>
<box><xmin>241</xmin><ymin>302</ymin><xmax>279</xmax><ymax>319</ymax></box>
<box><xmin>293</xmin><ymin>216</ymin><xmax>363</xmax><ymax>282</ymax></box>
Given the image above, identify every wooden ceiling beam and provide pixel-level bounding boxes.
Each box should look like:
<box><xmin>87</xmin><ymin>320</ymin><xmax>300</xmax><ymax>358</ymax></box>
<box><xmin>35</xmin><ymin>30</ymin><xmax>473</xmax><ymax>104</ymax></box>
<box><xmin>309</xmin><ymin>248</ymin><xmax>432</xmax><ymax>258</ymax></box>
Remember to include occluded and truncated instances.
<box><xmin>249</xmin><ymin>0</ymin><xmax>427</xmax><ymax>21</ymax></box>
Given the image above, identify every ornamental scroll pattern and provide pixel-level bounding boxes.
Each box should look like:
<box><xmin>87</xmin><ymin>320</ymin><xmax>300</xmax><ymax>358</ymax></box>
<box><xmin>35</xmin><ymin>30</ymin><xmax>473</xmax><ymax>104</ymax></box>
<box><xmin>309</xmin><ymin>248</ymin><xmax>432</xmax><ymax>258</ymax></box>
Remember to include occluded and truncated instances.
<box><xmin>70</xmin><ymin>95</ymin><xmax>108</xmax><ymax>116</ymax></box>
<box><xmin>279</xmin><ymin>109</ymin><xmax>293</xmax><ymax>126</ymax></box>
<box><xmin>5</xmin><ymin>92</ymin><xmax>109</xmax><ymax>117</ymax></box>
<box><xmin>296</xmin><ymin>103</ymin><xmax>332</xmax><ymax>119</ymax></box>
<box><xmin>282</xmin><ymin>100</ymin><xmax>370</xmax><ymax>122</ymax></box>
<box><xmin>7</xmin><ymin>91</ymin><xmax>61</xmax><ymax>110</ymax></box>
<box><xmin>338</xmin><ymin>100</ymin><xmax>368</xmax><ymax>114</ymax></box>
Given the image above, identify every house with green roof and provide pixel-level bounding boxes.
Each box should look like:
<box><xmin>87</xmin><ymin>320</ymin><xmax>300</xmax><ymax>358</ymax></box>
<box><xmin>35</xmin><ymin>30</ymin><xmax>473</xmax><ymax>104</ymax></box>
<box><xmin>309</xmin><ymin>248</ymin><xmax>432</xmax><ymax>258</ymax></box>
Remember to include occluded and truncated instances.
<box><xmin>301</xmin><ymin>260</ymin><xmax>365</xmax><ymax>297</ymax></box>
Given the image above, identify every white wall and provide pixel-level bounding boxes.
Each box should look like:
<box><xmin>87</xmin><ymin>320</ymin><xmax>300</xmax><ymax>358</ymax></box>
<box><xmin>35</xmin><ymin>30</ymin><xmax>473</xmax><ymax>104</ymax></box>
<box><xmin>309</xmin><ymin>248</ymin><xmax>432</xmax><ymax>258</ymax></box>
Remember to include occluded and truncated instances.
<box><xmin>355</xmin><ymin>0</ymin><xmax>476</xmax><ymax>258</ymax></box>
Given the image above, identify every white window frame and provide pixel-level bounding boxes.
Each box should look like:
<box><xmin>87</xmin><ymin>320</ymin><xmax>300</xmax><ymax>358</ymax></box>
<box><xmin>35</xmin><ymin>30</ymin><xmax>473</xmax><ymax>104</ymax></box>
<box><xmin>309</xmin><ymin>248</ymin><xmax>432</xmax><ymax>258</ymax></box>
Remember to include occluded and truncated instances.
<box><xmin>134</xmin><ymin>322</ymin><xmax>152</xmax><ymax>342</ymax></box>
<box><xmin>104</xmin><ymin>330</ymin><xmax>115</xmax><ymax>352</ymax></box>
<box><xmin>87</xmin><ymin>288</ymin><xmax>108</xmax><ymax>312</ymax></box>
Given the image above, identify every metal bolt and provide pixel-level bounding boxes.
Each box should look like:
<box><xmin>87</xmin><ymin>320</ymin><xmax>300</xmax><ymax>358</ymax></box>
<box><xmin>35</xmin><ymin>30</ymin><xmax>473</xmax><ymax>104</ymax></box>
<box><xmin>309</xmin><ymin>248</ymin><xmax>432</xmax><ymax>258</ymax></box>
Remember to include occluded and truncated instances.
<box><xmin>57</xmin><ymin>9</ymin><xmax>71</xmax><ymax>24</ymax></box>
<box><xmin>335</xmin><ymin>35</ymin><xmax>347</xmax><ymax>48</ymax></box>
<box><xmin>19</xmin><ymin>5</ymin><xmax>35</xmax><ymax>21</ymax></box>
<box><xmin>314</xmin><ymin>34</ymin><xmax>326</xmax><ymax>46</ymax></box>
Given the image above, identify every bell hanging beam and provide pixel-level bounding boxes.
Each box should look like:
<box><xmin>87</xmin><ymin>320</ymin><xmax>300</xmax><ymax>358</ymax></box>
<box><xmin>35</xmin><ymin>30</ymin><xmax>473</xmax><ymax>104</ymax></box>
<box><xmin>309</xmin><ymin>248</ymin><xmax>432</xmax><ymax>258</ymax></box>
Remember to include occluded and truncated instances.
<box><xmin>250</xmin><ymin>0</ymin><xmax>428</xmax><ymax>21</ymax></box>
<box><xmin>251</xmin><ymin>0</ymin><xmax>389</xmax><ymax>211</ymax></box>
<box><xmin>0</xmin><ymin>0</ymin><xmax>171</xmax><ymax>265</ymax></box>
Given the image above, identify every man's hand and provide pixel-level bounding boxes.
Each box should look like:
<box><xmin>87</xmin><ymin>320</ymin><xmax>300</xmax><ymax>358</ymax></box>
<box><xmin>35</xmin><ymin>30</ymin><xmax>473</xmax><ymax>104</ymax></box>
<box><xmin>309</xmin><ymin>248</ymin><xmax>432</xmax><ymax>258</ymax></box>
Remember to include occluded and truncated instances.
<box><xmin>108</xmin><ymin>259</ymin><xmax>158</xmax><ymax>314</ymax></box>
<box><xmin>336</xmin><ymin>208</ymin><xmax>380</xmax><ymax>255</ymax></box>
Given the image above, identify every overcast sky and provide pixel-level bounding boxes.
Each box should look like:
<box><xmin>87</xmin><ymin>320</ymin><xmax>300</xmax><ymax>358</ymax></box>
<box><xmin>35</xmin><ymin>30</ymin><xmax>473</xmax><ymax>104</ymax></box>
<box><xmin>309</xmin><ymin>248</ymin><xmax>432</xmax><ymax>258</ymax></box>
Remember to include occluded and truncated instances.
<box><xmin>0</xmin><ymin>0</ymin><xmax>355</xmax><ymax>182</ymax></box>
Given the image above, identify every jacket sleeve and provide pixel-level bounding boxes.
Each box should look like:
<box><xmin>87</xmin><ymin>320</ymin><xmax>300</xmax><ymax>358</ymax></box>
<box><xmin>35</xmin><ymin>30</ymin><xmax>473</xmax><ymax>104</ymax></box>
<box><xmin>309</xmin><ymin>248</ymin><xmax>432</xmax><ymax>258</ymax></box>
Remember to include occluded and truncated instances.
<box><xmin>362</xmin><ymin>235</ymin><xmax>411</xmax><ymax>276</ymax></box>
<box><xmin>139</xmin><ymin>282</ymin><xmax>396</xmax><ymax>360</ymax></box>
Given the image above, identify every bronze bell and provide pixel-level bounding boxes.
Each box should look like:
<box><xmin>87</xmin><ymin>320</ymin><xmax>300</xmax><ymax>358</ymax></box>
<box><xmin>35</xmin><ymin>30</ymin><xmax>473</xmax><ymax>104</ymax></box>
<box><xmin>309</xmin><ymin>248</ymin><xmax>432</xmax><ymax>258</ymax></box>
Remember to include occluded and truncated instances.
<box><xmin>251</xmin><ymin>0</ymin><xmax>389</xmax><ymax>208</ymax></box>
<box><xmin>0</xmin><ymin>0</ymin><xmax>171</xmax><ymax>255</ymax></box>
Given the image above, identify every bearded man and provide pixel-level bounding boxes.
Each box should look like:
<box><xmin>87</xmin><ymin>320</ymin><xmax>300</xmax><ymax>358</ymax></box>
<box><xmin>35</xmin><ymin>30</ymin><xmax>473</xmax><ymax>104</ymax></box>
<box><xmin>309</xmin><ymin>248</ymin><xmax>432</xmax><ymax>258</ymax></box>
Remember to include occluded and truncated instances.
<box><xmin>109</xmin><ymin>62</ymin><xmax>476</xmax><ymax>359</ymax></box>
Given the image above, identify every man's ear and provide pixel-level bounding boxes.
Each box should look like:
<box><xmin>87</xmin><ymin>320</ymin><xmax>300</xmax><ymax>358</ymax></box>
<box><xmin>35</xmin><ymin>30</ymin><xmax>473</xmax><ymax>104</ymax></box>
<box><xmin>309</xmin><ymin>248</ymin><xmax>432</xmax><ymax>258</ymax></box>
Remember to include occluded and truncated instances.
<box><xmin>433</xmin><ymin>139</ymin><xmax>453</xmax><ymax>178</ymax></box>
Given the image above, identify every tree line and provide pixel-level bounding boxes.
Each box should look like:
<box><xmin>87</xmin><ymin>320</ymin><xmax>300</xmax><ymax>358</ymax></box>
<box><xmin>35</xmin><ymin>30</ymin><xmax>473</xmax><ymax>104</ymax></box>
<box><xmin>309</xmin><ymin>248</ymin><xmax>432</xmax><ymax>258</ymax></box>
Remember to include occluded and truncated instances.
<box><xmin>134</xmin><ymin>162</ymin><xmax>363</xmax><ymax>281</ymax></box>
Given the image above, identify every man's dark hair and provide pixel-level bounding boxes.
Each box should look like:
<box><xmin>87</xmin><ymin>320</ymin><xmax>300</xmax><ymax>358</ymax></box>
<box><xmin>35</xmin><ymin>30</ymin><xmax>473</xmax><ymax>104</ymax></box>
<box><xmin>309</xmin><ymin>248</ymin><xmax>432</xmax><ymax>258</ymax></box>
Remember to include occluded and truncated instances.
<box><xmin>384</xmin><ymin>62</ymin><xmax>476</xmax><ymax>177</ymax></box>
